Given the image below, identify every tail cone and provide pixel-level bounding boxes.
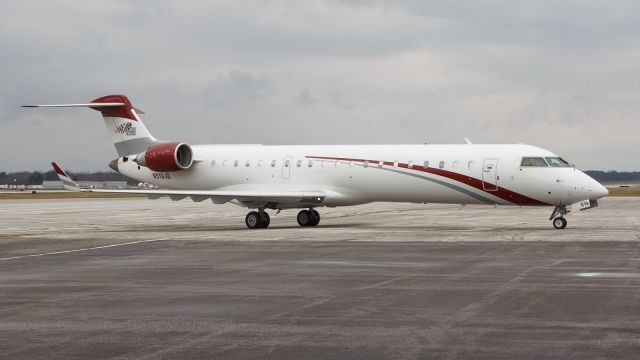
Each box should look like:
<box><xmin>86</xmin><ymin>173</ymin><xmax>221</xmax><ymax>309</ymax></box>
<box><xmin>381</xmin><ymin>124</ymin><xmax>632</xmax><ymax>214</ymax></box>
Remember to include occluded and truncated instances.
<box><xmin>108</xmin><ymin>159</ymin><xmax>119</xmax><ymax>172</ymax></box>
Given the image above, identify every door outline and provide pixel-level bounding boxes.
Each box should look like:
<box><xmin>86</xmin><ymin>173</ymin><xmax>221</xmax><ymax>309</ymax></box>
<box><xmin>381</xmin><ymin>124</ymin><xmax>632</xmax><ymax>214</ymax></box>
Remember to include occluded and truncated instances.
<box><xmin>482</xmin><ymin>159</ymin><xmax>498</xmax><ymax>191</ymax></box>
<box><xmin>282</xmin><ymin>156</ymin><xmax>292</xmax><ymax>179</ymax></box>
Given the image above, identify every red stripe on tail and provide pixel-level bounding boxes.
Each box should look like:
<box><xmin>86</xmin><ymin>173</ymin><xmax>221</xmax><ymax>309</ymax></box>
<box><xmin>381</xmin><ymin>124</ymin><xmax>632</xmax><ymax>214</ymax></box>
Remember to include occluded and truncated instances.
<box><xmin>90</xmin><ymin>94</ymin><xmax>136</xmax><ymax>121</ymax></box>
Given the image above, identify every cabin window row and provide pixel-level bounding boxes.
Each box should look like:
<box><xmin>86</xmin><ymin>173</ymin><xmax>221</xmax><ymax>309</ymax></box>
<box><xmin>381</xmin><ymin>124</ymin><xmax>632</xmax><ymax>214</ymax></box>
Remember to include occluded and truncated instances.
<box><xmin>210</xmin><ymin>159</ymin><xmax>476</xmax><ymax>169</ymax></box>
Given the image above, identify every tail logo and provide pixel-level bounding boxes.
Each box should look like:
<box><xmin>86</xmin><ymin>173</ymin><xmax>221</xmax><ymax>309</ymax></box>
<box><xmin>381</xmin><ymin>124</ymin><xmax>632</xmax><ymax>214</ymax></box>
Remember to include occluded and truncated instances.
<box><xmin>115</xmin><ymin>123</ymin><xmax>136</xmax><ymax>136</ymax></box>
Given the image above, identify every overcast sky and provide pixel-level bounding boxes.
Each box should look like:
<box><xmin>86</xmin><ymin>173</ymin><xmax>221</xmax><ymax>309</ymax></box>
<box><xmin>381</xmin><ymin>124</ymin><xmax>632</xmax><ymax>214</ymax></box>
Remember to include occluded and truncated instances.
<box><xmin>1</xmin><ymin>0</ymin><xmax>639</xmax><ymax>171</ymax></box>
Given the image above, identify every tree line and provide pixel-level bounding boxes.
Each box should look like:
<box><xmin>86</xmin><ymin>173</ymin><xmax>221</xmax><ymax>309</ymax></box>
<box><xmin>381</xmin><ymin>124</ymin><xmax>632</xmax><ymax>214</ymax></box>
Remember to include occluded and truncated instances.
<box><xmin>0</xmin><ymin>170</ymin><xmax>136</xmax><ymax>186</ymax></box>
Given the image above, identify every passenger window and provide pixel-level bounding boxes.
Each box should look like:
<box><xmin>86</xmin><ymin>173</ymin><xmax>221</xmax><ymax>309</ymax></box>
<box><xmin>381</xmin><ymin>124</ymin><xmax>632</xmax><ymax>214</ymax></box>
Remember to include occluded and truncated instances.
<box><xmin>423</xmin><ymin>161</ymin><xmax>429</xmax><ymax>168</ymax></box>
<box><xmin>468</xmin><ymin>161</ymin><xmax>474</xmax><ymax>169</ymax></box>
<box><xmin>211</xmin><ymin>160</ymin><xmax>216</xmax><ymax>167</ymax></box>
<box><xmin>296</xmin><ymin>160</ymin><xmax>302</xmax><ymax>167</ymax></box>
<box><xmin>393</xmin><ymin>160</ymin><xmax>399</xmax><ymax>167</ymax></box>
<box><xmin>308</xmin><ymin>160</ymin><xmax>313</xmax><ymax>167</ymax></box>
<box><xmin>234</xmin><ymin>160</ymin><xmax>239</xmax><ymax>167</ymax></box>
<box><xmin>452</xmin><ymin>161</ymin><xmax>459</xmax><ymax>168</ymax></box>
<box><xmin>222</xmin><ymin>160</ymin><xmax>228</xmax><ymax>167</ymax></box>
<box><xmin>521</xmin><ymin>157</ymin><xmax>548</xmax><ymax>167</ymax></box>
<box><xmin>364</xmin><ymin>161</ymin><xmax>369</xmax><ymax>168</ymax></box>
<box><xmin>378</xmin><ymin>161</ymin><xmax>383</xmax><ymax>168</ymax></box>
<box><xmin>439</xmin><ymin>161</ymin><xmax>445</xmax><ymax>169</ymax></box>
<box><xmin>258</xmin><ymin>160</ymin><xmax>263</xmax><ymax>167</ymax></box>
<box><xmin>322</xmin><ymin>161</ymin><xmax>327</xmax><ymax>168</ymax></box>
<box><xmin>271</xmin><ymin>160</ymin><xmax>276</xmax><ymax>167</ymax></box>
<box><xmin>284</xmin><ymin>159</ymin><xmax>290</xmax><ymax>167</ymax></box>
<box><xmin>408</xmin><ymin>161</ymin><xmax>414</xmax><ymax>169</ymax></box>
<box><xmin>245</xmin><ymin>160</ymin><xmax>250</xmax><ymax>167</ymax></box>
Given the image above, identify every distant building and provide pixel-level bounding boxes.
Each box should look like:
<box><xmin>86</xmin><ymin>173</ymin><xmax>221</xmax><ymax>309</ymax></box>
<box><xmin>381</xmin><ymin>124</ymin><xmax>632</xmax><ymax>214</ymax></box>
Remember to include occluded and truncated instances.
<box><xmin>42</xmin><ymin>181</ymin><xmax>128</xmax><ymax>189</ymax></box>
<box><xmin>42</xmin><ymin>181</ymin><xmax>64</xmax><ymax>189</ymax></box>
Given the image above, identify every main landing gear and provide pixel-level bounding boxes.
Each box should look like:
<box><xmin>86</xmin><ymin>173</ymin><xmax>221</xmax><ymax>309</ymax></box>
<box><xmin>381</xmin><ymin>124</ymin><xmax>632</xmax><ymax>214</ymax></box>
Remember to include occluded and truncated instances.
<box><xmin>245</xmin><ymin>211</ymin><xmax>270</xmax><ymax>229</ymax></box>
<box><xmin>297</xmin><ymin>209</ymin><xmax>320</xmax><ymax>227</ymax></box>
<box><xmin>549</xmin><ymin>206</ymin><xmax>568</xmax><ymax>229</ymax></box>
<box><xmin>244</xmin><ymin>208</ymin><xmax>320</xmax><ymax>229</ymax></box>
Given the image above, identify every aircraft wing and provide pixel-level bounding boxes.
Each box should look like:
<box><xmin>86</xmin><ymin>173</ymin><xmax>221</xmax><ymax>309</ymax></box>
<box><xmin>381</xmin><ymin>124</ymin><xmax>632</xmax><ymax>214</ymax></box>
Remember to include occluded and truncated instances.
<box><xmin>50</xmin><ymin>162</ymin><xmax>325</xmax><ymax>205</ymax></box>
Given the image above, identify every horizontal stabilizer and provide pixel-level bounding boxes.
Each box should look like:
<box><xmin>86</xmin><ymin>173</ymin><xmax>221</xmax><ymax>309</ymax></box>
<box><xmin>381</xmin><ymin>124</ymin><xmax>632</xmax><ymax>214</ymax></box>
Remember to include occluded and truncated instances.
<box><xmin>22</xmin><ymin>103</ymin><xmax>125</xmax><ymax>108</ymax></box>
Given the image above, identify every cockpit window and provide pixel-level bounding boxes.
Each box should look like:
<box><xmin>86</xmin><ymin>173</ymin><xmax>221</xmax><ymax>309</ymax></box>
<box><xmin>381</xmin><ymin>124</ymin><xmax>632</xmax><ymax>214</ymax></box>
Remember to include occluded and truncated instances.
<box><xmin>545</xmin><ymin>157</ymin><xmax>571</xmax><ymax>167</ymax></box>
<box><xmin>521</xmin><ymin>157</ymin><xmax>548</xmax><ymax>167</ymax></box>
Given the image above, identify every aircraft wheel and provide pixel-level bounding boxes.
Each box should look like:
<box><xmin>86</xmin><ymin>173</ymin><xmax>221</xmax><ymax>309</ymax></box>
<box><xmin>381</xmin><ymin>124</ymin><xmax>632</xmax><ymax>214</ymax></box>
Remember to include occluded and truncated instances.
<box><xmin>246</xmin><ymin>211</ymin><xmax>262</xmax><ymax>229</ymax></box>
<box><xmin>553</xmin><ymin>217</ymin><xmax>567</xmax><ymax>229</ymax></box>
<box><xmin>260</xmin><ymin>212</ymin><xmax>270</xmax><ymax>228</ymax></box>
<box><xmin>310</xmin><ymin>210</ymin><xmax>320</xmax><ymax>226</ymax></box>
<box><xmin>297</xmin><ymin>210</ymin><xmax>311</xmax><ymax>227</ymax></box>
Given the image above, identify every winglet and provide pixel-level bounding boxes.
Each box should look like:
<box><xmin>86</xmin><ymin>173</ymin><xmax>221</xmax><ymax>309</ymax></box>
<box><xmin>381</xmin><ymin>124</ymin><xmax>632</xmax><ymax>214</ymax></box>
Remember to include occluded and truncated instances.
<box><xmin>464</xmin><ymin>137</ymin><xmax>473</xmax><ymax>145</ymax></box>
<box><xmin>51</xmin><ymin>162</ymin><xmax>81</xmax><ymax>191</ymax></box>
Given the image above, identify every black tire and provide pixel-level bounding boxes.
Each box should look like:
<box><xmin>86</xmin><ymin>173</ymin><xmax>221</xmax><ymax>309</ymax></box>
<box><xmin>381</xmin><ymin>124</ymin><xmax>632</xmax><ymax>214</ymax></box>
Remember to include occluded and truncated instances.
<box><xmin>260</xmin><ymin>212</ymin><xmax>270</xmax><ymax>228</ymax></box>
<box><xmin>245</xmin><ymin>211</ymin><xmax>262</xmax><ymax>229</ymax></box>
<box><xmin>553</xmin><ymin>217</ymin><xmax>567</xmax><ymax>229</ymax></box>
<box><xmin>310</xmin><ymin>210</ymin><xmax>320</xmax><ymax>226</ymax></box>
<box><xmin>297</xmin><ymin>210</ymin><xmax>311</xmax><ymax>227</ymax></box>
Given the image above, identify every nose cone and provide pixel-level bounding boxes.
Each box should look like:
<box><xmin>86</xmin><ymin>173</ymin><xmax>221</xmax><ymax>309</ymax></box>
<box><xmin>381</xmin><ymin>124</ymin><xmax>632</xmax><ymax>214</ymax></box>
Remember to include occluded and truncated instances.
<box><xmin>582</xmin><ymin>171</ymin><xmax>608</xmax><ymax>199</ymax></box>
<box><xmin>593</xmin><ymin>181</ymin><xmax>609</xmax><ymax>199</ymax></box>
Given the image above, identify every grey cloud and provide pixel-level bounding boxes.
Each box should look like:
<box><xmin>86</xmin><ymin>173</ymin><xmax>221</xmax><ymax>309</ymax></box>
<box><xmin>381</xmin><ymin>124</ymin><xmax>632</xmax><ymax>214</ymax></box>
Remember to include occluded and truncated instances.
<box><xmin>1</xmin><ymin>0</ymin><xmax>639</xmax><ymax>171</ymax></box>
<box><xmin>203</xmin><ymin>70</ymin><xmax>275</xmax><ymax>106</ymax></box>
<box><xmin>293</xmin><ymin>90</ymin><xmax>318</xmax><ymax>107</ymax></box>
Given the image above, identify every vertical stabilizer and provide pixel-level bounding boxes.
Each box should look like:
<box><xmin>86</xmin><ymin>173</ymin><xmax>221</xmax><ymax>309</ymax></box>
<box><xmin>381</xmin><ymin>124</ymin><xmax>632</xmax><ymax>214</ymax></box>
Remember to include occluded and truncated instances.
<box><xmin>23</xmin><ymin>94</ymin><xmax>160</xmax><ymax>156</ymax></box>
<box><xmin>89</xmin><ymin>95</ymin><xmax>159</xmax><ymax>156</ymax></box>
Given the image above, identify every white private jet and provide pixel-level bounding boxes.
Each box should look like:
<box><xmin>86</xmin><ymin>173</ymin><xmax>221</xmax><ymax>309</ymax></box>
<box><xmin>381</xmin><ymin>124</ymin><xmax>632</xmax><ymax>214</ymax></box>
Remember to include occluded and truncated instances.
<box><xmin>24</xmin><ymin>94</ymin><xmax>608</xmax><ymax>229</ymax></box>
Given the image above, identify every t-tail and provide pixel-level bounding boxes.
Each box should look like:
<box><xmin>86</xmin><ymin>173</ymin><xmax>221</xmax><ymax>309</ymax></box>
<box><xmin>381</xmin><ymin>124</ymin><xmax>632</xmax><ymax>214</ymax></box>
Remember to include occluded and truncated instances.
<box><xmin>23</xmin><ymin>94</ymin><xmax>159</xmax><ymax>156</ymax></box>
<box><xmin>24</xmin><ymin>95</ymin><xmax>194</xmax><ymax>174</ymax></box>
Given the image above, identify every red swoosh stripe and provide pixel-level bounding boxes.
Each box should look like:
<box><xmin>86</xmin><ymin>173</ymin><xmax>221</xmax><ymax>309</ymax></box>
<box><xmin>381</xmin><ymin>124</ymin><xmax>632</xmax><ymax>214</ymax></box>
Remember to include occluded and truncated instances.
<box><xmin>51</xmin><ymin>162</ymin><xmax>67</xmax><ymax>177</ymax></box>
<box><xmin>306</xmin><ymin>156</ymin><xmax>549</xmax><ymax>206</ymax></box>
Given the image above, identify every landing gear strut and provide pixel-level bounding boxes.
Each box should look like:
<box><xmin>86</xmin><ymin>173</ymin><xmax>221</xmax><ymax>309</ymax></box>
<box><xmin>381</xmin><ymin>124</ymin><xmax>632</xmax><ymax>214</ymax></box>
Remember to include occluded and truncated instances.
<box><xmin>297</xmin><ymin>209</ymin><xmax>320</xmax><ymax>227</ymax></box>
<box><xmin>245</xmin><ymin>210</ymin><xmax>270</xmax><ymax>229</ymax></box>
<box><xmin>549</xmin><ymin>206</ymin><xmax>568</xmax><ymax>229</ymax></box>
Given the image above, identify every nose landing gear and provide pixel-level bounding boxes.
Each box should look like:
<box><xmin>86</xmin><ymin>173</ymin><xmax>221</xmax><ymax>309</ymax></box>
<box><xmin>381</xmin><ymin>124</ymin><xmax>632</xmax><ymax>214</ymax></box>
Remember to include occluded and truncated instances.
<box><xmin>549</xmin><ymin>206</ymin><xmax>568</xmax><ymax>229</ymax></box>
<box><xmin>552</xmin><ymin>217</ymin><xmax>567</xmax><ymax>229</ymax></box>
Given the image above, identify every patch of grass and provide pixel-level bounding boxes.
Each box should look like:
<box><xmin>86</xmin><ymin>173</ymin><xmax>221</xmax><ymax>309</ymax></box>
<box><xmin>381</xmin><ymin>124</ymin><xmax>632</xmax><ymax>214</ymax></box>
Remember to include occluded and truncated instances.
<box><xmin>606</xmin><ymin>187</ymin><xmax>640</xmax><ymax>197</ymax></box>
<box><xmin>0</xmin><ymin>191</ymin><xmax>144</xmax><ymax>200</ymax></box>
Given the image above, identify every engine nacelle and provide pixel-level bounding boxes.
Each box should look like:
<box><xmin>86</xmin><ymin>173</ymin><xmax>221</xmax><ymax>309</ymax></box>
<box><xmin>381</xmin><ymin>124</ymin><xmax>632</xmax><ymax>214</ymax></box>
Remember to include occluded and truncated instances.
<box><xmin>134</xmin><ymin>142</ymin><xmax>193</xmax><ymax>172</ymax></box>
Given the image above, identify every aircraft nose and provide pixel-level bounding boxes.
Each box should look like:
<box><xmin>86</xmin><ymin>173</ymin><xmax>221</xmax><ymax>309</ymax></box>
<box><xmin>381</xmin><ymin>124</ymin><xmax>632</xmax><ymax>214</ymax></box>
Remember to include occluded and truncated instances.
<box><xmin>593</xmin><ymin>181</ymin><xmax>609</xmax><ymax>199</ymax></box>
<box><xmin>583</xmin><ymin>173</ymin><xmax>608</xmax><ymax>199</ymax></box>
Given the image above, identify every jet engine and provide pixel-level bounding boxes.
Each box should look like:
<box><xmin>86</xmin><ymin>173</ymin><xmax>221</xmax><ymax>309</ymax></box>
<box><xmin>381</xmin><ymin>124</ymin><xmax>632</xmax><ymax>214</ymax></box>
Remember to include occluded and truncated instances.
<box><xmin>134</xmin><ymin>142</ymin><xmax>193</xmax><ymax>172</ymax></box>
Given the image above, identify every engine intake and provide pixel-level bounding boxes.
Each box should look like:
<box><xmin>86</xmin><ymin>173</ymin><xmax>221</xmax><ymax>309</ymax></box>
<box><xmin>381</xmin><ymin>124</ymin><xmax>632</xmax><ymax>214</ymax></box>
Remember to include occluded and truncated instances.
<box><xmin>135</xmin><ymin>142</ymin><xmax>193</xmax><ymax>172</ymax></box>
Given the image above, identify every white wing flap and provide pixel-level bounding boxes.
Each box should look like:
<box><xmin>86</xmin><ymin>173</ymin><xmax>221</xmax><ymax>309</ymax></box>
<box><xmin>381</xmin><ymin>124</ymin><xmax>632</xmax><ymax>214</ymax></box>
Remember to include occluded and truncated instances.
<box><xmin>88</xmin><ymin>188</ymin><xmax>325</xmax><ymax>205</ymax></box>
<box><xmin>50</xmin><ymin>162</ymin><xmax>325</xmax><ymax>205</ymax></box>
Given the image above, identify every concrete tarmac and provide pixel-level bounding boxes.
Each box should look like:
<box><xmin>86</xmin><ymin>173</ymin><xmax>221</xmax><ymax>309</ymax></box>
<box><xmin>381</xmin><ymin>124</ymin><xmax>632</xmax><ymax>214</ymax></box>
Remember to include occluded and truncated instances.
<box><xmin>1</xmin><ymin>197</ymin><xmax>639</xmax><ymax>359</ymax></box>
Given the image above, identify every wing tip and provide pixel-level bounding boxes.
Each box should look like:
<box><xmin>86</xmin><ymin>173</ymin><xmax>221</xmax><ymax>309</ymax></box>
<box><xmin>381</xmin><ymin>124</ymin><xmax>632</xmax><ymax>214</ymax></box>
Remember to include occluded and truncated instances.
<box><xmin>51</xmin><ymin>162</ymin><xmax>67</xmax><ymax>177</ymax></box>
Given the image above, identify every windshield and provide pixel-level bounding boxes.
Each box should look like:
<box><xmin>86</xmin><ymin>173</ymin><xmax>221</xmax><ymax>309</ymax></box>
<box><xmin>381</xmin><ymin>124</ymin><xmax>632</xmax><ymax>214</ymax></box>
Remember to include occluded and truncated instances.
<box><xmin>545</xmin><ymin>157</ymin><xmax>572</xmax><ymax>167</ymax></box>
<box><xmin>521</xmin><ymin>157</ymin><xmax>548</xmax><ymax>167</ymax></box>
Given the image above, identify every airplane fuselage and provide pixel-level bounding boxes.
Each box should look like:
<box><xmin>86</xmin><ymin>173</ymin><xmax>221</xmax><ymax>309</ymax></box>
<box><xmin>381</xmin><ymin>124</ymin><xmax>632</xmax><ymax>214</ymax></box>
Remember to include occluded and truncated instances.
<box><xmin>115</xmin><ymin>143</ymin><xmax>607</xmax><ymax>209</ymax></box>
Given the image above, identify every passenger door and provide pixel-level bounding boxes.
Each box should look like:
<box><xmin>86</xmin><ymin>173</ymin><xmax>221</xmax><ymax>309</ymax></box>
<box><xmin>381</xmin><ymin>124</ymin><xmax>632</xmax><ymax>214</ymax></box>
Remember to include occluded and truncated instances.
<box><xmin>482</xmin><ymin>159</ymin><xmax>498</xmax><ymax>191</ymax></box>
<box><xmin>282</xmin><ymin>156</ymin><xmax>292</xmax><ymax>179</ymax></box>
